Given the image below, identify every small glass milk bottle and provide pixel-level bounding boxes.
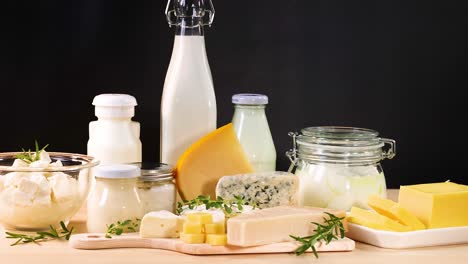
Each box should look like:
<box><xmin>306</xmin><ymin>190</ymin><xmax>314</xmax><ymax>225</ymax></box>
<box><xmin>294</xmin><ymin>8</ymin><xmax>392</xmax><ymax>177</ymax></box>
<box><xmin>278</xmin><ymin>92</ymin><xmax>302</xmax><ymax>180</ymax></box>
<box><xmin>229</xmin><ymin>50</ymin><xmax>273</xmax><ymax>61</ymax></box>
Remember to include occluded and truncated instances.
<box><xmin>232</xmin><ymin>94</ymin><xmax>276</xmax><ymax>172</ymax></box>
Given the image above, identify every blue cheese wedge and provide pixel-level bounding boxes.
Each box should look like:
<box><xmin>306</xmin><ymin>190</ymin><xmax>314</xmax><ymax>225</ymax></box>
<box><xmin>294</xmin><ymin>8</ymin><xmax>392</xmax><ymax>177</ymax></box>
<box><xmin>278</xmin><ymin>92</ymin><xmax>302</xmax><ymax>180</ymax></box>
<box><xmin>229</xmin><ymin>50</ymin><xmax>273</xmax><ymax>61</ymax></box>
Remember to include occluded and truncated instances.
<box><xmin>215</xmin><ymin>172</ymin><xmax>298</xmax><ymax>209</ymax></box>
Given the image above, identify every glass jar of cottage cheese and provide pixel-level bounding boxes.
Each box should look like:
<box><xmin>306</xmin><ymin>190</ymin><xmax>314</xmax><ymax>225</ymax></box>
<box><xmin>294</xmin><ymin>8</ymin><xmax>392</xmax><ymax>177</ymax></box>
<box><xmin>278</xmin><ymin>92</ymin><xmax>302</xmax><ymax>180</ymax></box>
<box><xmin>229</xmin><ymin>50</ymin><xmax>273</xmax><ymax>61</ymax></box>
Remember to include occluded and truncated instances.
<box><xmin>286</xmin><ymin>127</ymin><xmax>396</xmax><ymax>211</ymax></box>
<box><xmin>132</xmin><ymin>163</ymin><xmax>176</xmax><ymax>215</ymax></box>
<box><xmin>87</xmin><ymin>164</ymin><xmax>143</xmax><ymax>233</ymax></box>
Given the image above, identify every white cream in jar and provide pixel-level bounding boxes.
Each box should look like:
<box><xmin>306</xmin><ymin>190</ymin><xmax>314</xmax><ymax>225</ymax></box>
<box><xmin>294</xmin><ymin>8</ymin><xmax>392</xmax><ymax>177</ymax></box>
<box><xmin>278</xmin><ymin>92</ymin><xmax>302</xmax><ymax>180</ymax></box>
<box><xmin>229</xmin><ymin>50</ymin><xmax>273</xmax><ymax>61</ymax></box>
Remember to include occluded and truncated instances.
<box><xmin>87</xmin><ymin>165</ymin><xmax>143</xmax><ymax>233</ymax></box>
<box><xmin>133</xmin><ymin>163</ymin><xmax>176</xmax><ymax>215</ymax></box>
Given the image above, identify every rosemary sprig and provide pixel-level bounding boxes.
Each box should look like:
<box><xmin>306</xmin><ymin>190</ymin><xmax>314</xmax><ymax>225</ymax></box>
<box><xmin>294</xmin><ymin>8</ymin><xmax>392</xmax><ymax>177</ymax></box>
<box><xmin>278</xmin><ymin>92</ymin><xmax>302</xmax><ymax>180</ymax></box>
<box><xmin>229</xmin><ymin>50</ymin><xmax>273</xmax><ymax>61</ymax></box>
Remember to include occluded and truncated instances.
<box><xmin>290</xmin><ymin>212</ymin><xmax>345</xmax><ymax>258</ymax></box>
<box><xmin>105</xmin><ymin>218</ymin><xmax>140</xmax><ymax>238</ymax></box>
<box><xmin>15</xmin><ymin>140</ymin><xmax>49</xmax><ymax>164</ymax></box>
<box><xmin>176</xmin><ymin>195</ymin><xmax>254</xmax><ymax>216</ymax></box>
<box><xmin>5</xmin><ymin>221</ymin><xmax>74</xmax><ymax>246</ymax></box>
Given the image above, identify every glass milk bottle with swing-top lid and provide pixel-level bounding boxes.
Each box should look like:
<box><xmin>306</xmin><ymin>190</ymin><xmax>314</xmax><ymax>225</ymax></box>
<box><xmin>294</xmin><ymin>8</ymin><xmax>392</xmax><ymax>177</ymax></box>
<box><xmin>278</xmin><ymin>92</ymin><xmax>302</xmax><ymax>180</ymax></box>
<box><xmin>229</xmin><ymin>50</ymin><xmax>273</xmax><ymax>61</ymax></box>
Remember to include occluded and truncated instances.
<box><xmin>232</xmin><ymin>94</ymin><xmax>276</xmax><ymax>172</ymax></box>
<box><xmin>87</xmin><ymin>94</ymin><xmax>142</xmax><ymax>165</ymax></box>
<box><xmin>286</xmin><ymin>127</ymin><xmax>396</xmax><ymax>211</ymax></box>
<box><xmin>160</xmin><ymin>0</ymin><xmax>217</xmax><ymax>165</ymax></box>
<box><xmin>87</xmin><ymin>165</ymin><xmax>143</xmax><ymax>233</ymax></box>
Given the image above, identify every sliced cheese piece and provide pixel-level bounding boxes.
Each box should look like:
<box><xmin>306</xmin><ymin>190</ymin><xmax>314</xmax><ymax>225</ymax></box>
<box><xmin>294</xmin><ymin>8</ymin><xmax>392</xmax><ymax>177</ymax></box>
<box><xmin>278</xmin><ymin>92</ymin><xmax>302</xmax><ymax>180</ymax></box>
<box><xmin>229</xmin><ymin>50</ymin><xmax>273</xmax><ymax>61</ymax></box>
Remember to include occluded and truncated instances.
<box><xmin>227</xmin><ymin>206</ymin><xmax>346</xmax><ymax>247</ymax></box>
<box><xmin>368</xmin><ymin>195</ymin><xmax>426</xmax><ymax>230</ymax></box>
<box><xmin>180</xmin><ymin>206</ymin><xmax>226</xmax><ymax>224</ymax></box>
<box><xmin>176</xmin><ymin>123</ymin><xmax>254</xmax><ymax>200</ymax></box>
<box><xmin>347</xmin><ymin>207</ymin><xmax>412</xmax><ymax>232</ymax></box>
<box><xmin>180</xmin><ymin>233</ymin><xmax>205</xmax><ymax>244</ymax></box>
<box><xmin>216</xmin><ymin>172</ymin><xmax>298</xmax><ymax>209</ymax></box>
<box><xmin>206</xmin><ymin>234</ymin><xmax>227</xmax><ymax>246</ymax></box>
<box><xmin>183</xmin><ymin>222</ymin><xmax>203</xmax><ymax>234</ymax></box>
<box><xmin>186</xmin><ymin>212</ymin><xmax>213</xmax><ymax>225</ymax></box>
<box><xmin>399</xmin><ymin>182</ymin><xmax>468</xmax><ymax>228</ymax></box>
<box><xmin>139</xmin><ymin>210</ymin><xmax>184</xmax><ymax>238</ymax></box>
<box><xmin>204</xmin><ymin>223</ymin><xmax>225</xmax><ymax>234</ymax></box>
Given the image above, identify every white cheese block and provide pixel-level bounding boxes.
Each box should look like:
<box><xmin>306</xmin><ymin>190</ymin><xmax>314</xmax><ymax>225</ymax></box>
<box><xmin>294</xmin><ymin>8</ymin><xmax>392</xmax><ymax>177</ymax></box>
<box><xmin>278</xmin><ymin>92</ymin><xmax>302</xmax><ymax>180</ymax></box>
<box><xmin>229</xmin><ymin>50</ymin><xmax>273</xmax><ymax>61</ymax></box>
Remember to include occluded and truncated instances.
<box><xmin>140</xmin><ymin>211</ymin><xmax>184</xmax><ymax>238</ymax></box>
<box><xmin>216</xmin><ymin>172</ymin><xmax>299</xmax><ymax>209</ymax></box>
<box><xmin>227</xmin><ymin>206</ymin><xmax>346</xmax><ymax>247</ymax></box>
<box><xmin>49</xmin><ymin>172</ymin><xmax>78</xmax><ymax>202</ymax></box>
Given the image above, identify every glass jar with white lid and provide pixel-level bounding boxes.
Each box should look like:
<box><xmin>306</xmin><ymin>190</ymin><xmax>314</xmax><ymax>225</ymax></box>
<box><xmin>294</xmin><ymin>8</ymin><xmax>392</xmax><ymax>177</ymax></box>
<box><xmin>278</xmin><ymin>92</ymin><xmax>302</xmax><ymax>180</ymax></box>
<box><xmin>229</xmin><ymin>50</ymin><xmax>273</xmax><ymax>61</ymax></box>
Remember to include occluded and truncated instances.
<box><xmin>286</xmin><ymin>126</ymin><xmax>396</xmax><ymax>211</ymax></box>
<box><xmin>132</xmin><ymin>163</ymin><xmax>176</xmax><ymax>215</ymax></box>
<box><xmin>87</xmin><ymin>164</ymin><xmax>143</xmax><ymax>233</ymax></box>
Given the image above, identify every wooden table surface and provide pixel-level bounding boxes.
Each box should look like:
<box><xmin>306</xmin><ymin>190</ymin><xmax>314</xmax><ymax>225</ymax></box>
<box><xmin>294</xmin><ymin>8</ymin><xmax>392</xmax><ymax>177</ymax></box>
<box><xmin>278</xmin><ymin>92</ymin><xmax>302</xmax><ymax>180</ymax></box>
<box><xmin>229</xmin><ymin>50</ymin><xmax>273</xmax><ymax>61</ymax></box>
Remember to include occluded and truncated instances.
<box><xmin>1</xmin><ymin>190</ymin><xmax>467</xmax><ymax>264</ymax></box>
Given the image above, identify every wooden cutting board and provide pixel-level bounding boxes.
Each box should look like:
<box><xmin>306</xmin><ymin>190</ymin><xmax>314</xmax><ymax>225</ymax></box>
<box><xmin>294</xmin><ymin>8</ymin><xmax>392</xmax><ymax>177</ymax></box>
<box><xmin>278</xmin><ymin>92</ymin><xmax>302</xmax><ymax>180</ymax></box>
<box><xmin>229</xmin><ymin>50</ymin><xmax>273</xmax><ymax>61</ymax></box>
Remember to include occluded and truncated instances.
<box><xmin>69</xmin><ymin>233</ymin><xmax>355</xmax><ymax>255</ymax></box>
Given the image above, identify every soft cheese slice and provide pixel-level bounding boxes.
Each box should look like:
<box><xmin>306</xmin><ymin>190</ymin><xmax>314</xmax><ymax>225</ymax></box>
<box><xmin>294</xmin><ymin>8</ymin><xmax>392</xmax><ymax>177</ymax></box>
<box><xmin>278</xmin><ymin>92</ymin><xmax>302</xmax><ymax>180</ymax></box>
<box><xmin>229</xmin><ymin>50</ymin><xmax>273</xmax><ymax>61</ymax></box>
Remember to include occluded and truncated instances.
<box><xmin>368</xmin><ymin>195</ymin><xmax>426</xmax><ymax>230</ymax></box>
<box><xmin>347</xmin><ymin>207</ymin><xmax>412</xmax><ymax>232</ymax></box>
<box><xmin>139</xmin><ymin>210</ymin><xmax>184</xmax><ymax>238</ymax></box>
<box><xmin>227</xmin><ymin>206</ymin><xmax>346</xmax><ymax>247</ymax></box>
<box><xmin>216</xmin><ymin>172</ymin><xmax>298</xmax><ymax>209</ymax></box>
<box><xmin>176</xmin><ymin>123</ymin><xmax>254</xmax><ymax>200</ymax></box>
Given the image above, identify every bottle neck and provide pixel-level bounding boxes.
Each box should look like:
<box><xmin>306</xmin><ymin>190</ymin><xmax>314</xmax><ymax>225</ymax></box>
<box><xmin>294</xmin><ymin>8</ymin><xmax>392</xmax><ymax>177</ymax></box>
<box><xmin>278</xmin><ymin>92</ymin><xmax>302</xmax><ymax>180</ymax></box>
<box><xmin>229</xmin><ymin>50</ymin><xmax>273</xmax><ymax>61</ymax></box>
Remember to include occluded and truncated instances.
<box><xmin>175</xmin><ymin>18</ymin><xmax>204</xmax><ymax>36</ymax></box>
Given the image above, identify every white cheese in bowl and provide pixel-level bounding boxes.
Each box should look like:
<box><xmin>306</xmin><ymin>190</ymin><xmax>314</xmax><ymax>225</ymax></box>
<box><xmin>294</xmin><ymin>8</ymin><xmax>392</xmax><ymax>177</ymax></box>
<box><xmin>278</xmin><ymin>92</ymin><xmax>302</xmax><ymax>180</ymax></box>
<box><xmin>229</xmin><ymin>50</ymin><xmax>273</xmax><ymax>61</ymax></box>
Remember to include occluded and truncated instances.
<box><xmin>0</xmin><ymin>151</ymin><xmax>81</xmax><ymax>230</ymax></box>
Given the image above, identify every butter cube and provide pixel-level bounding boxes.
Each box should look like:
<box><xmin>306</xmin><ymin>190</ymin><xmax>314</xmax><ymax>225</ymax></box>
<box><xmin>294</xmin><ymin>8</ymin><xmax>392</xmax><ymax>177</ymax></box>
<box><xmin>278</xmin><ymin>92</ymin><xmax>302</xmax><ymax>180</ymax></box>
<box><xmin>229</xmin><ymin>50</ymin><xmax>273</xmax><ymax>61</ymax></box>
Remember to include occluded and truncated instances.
<box><xmin>180</xmin><ymin>233</ymin><xmax>205</xmax><ymax>244</ymax></box>
<box><xmin>399</xmin><ymin>182</ymin><xmax>468</xmax><ymax>228</ymax></box>
<box><xmin>140</xmin><ymin>211</ymin><xmax>184</xmax><ymax>238</ymax></box>
<box><xmin>183</xmin><ymin>222</ymin><xmax>203</xmax><ymax>234</ymax></box>
<box><xmin>186</xmin><ymin>212</ymin><xmax>213</xmax><ymax>224</ymax></box>
<box><xmin>206</xmin><ymin>234</ymin><xmax>227</xmax><ymax>246</ymax></box>
<box><xmin>204</xmin><ymin>223</ymin><xmax>225</xmax><ymax>234</ymax></box>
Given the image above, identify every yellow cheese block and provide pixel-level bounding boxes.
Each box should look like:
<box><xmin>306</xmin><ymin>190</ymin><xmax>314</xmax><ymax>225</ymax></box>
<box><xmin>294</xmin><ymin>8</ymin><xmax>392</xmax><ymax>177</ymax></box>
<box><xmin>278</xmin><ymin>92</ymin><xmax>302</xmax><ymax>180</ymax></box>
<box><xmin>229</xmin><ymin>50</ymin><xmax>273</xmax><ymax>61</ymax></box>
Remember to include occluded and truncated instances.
<box><xmin>368</xmin><ymin>195</ymin><xmax>426</xmax><ymax>230</ymax></box>
<box><xmin>348</xmin><ymin>207</ymin><xmax>412</xmax><ymax>232</ymax></box>
<box><xmin>176</xmin><ymin>123</ymin><xmax>254</xmax><ymax>200</ymax></box>
<box><xmin>186</xmin><ymin>213</ymin><xmax>213</xmax><ymax>225</ymax></box>
<box><xmin>204</xmin><ymin>223</ymin><xmax>225</xmax><ymax>234</ymax></box>
<box><xmin>180</xmin><ymin>233</ymin><xmax>205</xmax><ymax>244</ymax></box>
<box><xmin>399</xmin><ymin>182</ymin><xmax>468</xmax><ymax>228</ymax></box>
<box><xmin>206</xmin><ymin>234</ymin><xmax>227</xmax><ymax>246</ymax></box>
<box><xmin>183</xmin><ymin>222</ymin><xmax>203</xmax><ymax>234</ymax></box>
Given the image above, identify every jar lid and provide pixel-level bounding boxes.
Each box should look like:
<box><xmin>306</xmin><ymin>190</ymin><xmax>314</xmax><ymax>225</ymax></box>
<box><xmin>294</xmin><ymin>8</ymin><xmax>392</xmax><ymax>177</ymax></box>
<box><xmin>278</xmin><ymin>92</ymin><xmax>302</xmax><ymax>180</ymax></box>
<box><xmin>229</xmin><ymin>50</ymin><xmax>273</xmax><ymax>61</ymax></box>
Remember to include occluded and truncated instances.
<box><xmin>92</xmin><ymin>94</ymin><xmax>137</xmax><ymax>117</ymax></box>
<box><xmin>232</xmin><ymin>94</ymin><xmax>268</xmax><ymax>105</ymax></box>
<box><xmin>94</xmin><ymin>164</ymin><xmax>140</xmax><ymax>179</ymax></box>
<box><xmin>287</xmin><ymin>126</ymin><xmax>396</xmax><ymax>164</ymax></box>
<box><xmin>130</xmin><ymin>162</ymin><xmax>174</xmax><ymax>182</ymax></box>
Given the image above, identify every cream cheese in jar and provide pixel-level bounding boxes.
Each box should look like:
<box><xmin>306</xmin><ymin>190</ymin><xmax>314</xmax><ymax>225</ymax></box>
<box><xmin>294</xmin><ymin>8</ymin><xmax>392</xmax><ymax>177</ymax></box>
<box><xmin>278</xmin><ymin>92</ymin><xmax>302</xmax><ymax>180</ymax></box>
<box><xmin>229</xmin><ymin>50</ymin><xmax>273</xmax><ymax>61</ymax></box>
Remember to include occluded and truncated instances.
<box><xmin>87</xmin><ymin>165</ymin><xmax>143</xmax><ymax>233</ymax></box>
<box><xmin>287</xmin><ymin>127</ymin><xmax>396</xmax><ymax>211</ymax></box>
<box><xmin>133</xmin><ymin>163</ymin><xmax>176</xmax><ymax>215</ymax></box>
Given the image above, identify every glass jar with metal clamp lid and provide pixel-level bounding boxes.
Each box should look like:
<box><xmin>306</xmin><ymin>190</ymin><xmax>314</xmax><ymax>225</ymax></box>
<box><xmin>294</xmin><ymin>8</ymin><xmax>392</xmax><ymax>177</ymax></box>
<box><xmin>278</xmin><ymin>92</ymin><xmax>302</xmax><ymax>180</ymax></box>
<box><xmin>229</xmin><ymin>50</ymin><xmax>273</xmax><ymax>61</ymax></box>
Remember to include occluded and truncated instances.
<box><xmin>286</xmin><ymin>126</ymin><xmax>396</xmax><ymax>211</ymax></box>
<box><xmin>132</xmin><ymin>163</ymin><xmax>176</xmax><ymax>214</ymax></box>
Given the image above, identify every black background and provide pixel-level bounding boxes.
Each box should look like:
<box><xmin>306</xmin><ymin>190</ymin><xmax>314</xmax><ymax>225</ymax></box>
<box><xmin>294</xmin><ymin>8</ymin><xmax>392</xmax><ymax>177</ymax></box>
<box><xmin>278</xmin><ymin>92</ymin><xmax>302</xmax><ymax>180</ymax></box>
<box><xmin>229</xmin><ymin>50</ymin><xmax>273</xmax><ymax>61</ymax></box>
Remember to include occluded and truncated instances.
<box><xmin>1</xmin><ymin>1</ymin><xmax>466</xmax><ymax>188</ymax></box>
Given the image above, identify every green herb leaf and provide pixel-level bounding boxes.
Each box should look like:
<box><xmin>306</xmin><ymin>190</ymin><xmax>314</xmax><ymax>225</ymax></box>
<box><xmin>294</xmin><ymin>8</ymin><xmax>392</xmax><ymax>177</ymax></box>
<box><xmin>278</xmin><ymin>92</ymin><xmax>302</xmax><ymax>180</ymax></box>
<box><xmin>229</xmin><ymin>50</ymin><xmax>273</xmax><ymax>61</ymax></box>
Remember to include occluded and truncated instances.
<box><xmin>176</xmin><ymin>195</ymin><xmax>255</xmax><ymax>217</ymax></box>
<box><xmin>15</xmin><ymin>140</ymin><xmax>49</xmax><ymax>163</ymax></box>
<box><xmin>5</xmin><ymin>221</ymin><xmax>73</xmax><ymax>246</ymax></box>
<box><xmin>105</xmin><ymin>218</ymin><xmax>140</xmax><ymax>239</ymax></box>
<box><xmin>290</xmin><ymin>213</ymin><xmax>345</xmax><ymax>258</ymax></box>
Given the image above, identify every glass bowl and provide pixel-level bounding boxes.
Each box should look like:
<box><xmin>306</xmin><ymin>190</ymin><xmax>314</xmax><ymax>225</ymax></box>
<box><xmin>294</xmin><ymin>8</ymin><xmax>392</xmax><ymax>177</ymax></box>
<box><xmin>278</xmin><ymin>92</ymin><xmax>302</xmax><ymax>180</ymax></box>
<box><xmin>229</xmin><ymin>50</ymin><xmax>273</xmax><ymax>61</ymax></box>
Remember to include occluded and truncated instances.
<box><xmin>0</xmin><ymin>152</ymin><xmax>99</xmax><ymax>231</ymax></box>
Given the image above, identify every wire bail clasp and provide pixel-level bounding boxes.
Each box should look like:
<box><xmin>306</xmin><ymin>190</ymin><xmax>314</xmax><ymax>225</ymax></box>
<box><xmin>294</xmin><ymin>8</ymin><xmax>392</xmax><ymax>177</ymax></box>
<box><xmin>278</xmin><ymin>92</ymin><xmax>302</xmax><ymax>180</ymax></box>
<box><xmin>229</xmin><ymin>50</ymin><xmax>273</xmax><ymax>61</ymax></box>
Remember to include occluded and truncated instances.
<box><xmin>165</xmin><ymin>0</ymin><xmax>215</xmax><ymax>27</ymax></box>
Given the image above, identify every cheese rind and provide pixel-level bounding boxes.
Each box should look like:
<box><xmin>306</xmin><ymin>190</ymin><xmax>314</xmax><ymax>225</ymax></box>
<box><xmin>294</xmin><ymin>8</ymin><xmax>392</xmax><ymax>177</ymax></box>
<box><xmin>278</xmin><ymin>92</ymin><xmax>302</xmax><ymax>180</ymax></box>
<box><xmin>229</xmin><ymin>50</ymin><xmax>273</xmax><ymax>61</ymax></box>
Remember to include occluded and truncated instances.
<box><xmin>368</xmin><ymin>195</ymin><xmax>426</xmax><ymax>230</ymax></box>
<box><xmin>347</xmin><ymin>207</ymin><xmax>412</xmax><ymax>232</ymax></box>
<box><xmin>139</xmin><ymin>211</ymin><xmax>184</xmax><ymax>238</ymax></box>
<box><xmin>227</xmin><ymin>206</ymin><xmax>346</xmax><ymax>247</ymax></box>
<box><xmin>399</xmin><ymin>182</ymin><xmax>468</xmax><ymax>228</ymax></box>
<box><xmin>176</xmin><ymin>123</ymin><xmax>254</xmax><ymax>200</ymax></box>
<box><xmin>216</xmin><ymin>172</ymin><xmax>298</xmax><ymax>209</ymax></box>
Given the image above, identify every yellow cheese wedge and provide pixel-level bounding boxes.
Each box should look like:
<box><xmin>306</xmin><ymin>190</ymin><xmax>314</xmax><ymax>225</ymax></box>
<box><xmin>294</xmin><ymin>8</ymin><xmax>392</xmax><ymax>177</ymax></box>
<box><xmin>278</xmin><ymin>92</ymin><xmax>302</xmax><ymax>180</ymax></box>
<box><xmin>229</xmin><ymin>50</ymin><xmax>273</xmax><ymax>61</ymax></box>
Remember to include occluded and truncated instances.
<box><xmin>176</xmin><ymin>123</ymin><xmax>254</xmax><ymax>200</ymax></box>
<box><xmin>204</xmin><ymin>223</ymin><xmax>225</xmax><ymax>234</ymax></box>
<box><xmin>183</xmin><ymin>222</ymin><xmax>203</xmax><ymax>234</ymax></box>
<box><xmin>206</xmin><ymin>234</ymin><xmax>227</xmax><ymax>246</ymax></box>
<box><xmin>180</xmin><ymin>233</ymin><xmax>205</xmax><ymax>244</ymax></box>
<box><xmin>399</xmin><ymin>182</ymin><xmax>468</xmax><ymax>228</ymax></box>
<box><xmin>368</xmin><ymin>195</ymin><xmax>426</xmax><ymax>230</ymax></box>
<box><xmin>348</xmin><ymin>207</ymin><xmax>413</xmax><ymax>232</ymax></box>
<box><xmin>186</xmin><ymin>212</ymin><xmax>213</xmax><ymax>225</ymax></box>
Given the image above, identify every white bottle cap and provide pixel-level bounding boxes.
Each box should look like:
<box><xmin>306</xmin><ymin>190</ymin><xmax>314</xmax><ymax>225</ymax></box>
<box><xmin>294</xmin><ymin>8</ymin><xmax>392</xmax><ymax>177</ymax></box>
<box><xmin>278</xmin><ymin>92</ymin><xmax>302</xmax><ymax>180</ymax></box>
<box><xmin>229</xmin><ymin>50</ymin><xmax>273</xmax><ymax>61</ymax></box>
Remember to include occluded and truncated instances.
<box><xmin>94</xmin><ymin>164</ymin><xmax>141</xmax><ymax>179</ymax></box>
<box><xmin>92</xmin><ymin>94</ymin><xmax>138</xmax><ymax>117</ymax></box>
<box><xmin>232</xmin><ymin>94</ymin><xmax>268</xmax><ymax>105</ymax></box>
